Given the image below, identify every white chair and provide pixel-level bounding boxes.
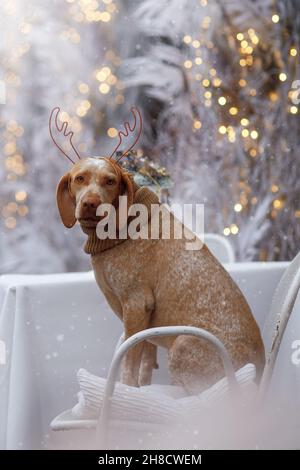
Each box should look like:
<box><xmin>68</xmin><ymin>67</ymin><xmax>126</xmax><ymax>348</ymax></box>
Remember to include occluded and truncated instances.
<box><xmin>258</xmin><ymin>250</ymin><xmax>300</xmax><ymax>402</ymax></box>
<box><xmin>204</xmin><ymin>234</ymin><xmax>236</xmax><ymax>264</ymax></box>
<box><xmin>50</xmin><ymin>251</ymin><xmax>300</xmax><ymax>448</ymax></box>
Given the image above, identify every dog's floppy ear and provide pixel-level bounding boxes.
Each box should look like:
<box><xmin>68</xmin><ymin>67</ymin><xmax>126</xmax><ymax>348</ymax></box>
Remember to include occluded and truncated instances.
<box><xmin>56</xmin><ymin>173</ymin><xmax>76</xmax><ymax>228</ymax></box>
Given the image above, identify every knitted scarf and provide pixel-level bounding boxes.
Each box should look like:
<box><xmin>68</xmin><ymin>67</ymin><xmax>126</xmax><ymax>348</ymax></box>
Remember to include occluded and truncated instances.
<box><xmin>80</xmin><ymin>185</ymin><xmax>159</xmax><ymax>255</ymax></box>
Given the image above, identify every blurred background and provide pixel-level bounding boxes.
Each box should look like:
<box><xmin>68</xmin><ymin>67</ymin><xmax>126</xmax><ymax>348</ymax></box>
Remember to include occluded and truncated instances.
<box><xmin>0</xmin><ymin>0</ymin><xmax>299</xmax><ymax>273</ymax></box>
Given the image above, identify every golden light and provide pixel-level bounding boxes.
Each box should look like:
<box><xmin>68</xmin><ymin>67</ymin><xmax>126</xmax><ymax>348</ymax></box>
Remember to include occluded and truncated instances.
<box><xmin>78</xmin><ymin>83</ymin><xmax>89</xmax><ymax>94</ymax></box>
<box><xmin>183</xmin><ymin>35</ymin><xmax>192</xmax><ymax>44</ymax></box>
<box><xmin>81</xmin><ymin>100</ymin><xmax>91</xmax><ymax>110</ymax></box>
<box><xmin>272</xmin><ymin>14</ymin><xmax>280</xmax><ymax>23</ymax></box>
<box><xmin>249</xmin><ymin>148</ymin><xmax>257</xmax><ymax>157</ymax></box>
<box><xmin>230</xmin><ymin>224</ymin><xmax>239</xmax><ymax>235</ymax></box>
<box><xmin>204</xmin><ymin>91</ymin><xmax>211</xmax><ymax>99</ymax></box>
<box><xmin>239</xmin><ymin>59</ymin><xmax>247</xmax><ymax>67</ymax></box>
<box><xmin>184</xmin><ymin>60</ymin><xmax>193</xmax><ymax>69</ymax></box>
<box><xmin>76</xmin><ymin>106</ymin><xmax>86</xmax><ymax>117</ymax></box>
<box><xmin>6</xmin><ymin>202</ymin><xmax>18</xmax><ymax>213</ymax></box>
<box><xmin>193</xmin><ymin>120</ymin><xmax>202</xmax><ymax>129</ymax></box>
<box><xmin>290</xmin><ymin>106</ymin><xmax>298</xmax><ymax>114</ymax></box>
<box><xmin>99</xmin><ymin>83</ymin><xmax>110</xmax><ymax>94</ymax></box>
<box><xmin>279</xmin><ymin>72</ymin><xmax>287</xmax><ymax>82</ymax></box>
<box><xmin>101</xmin><ymin>12</ymin><xmax>111</xmax><ymax>22</ymax></box>
<box><xmin>229</xmin><ymin>107</ymin><xmax>238</xmax><ymax>115</ymax></box>
<box><xmin>218</xmin><ymin>96</ymin><xmax>227</xmax><ymax>106</ymax></box>
<box><xmin>236</xmin><ymin>33</ymin><xmax>244</xmax><ymax>41</ymax></box>
<box><xmin>241</xmin><ymin>40</ymin><xmax>248</xmax><ymax>48</ymax></box>
<box><xmin>269</xmin><ymin>91</ymin><xmax>279</xmax><ymax>102</ymax></box>
<box><xmin>15</xmin><ymin>127</ymin><xmax>24</xmax><ymax>137</ymax></box>
<box><xmin>242</xmin><ymin>129</ymin><xmax>249</xmax><ymax>138</ymax></box>
<box><xmin>4</xmin><ymin>142</ymin><xmax>17</xmax><ymax>155</ymax></box>
<box><xmin>102</xmin><ymin>66</ymin><xmax>111</xmax><ymax>76</ymax></box>
<box><xmin>107</xmin><ymin>127</ymin><xmax>118</xmax><ymax>138</ymax></box>
<box><xmin>195</xmin><ymin>57</ymin><xmax>202</xmax><ymax>65</ymax></box>
<box><xmin>96</xmin><ymin>71</ymin><xmax>106</xmax><ymax>82</ymax></box>
<box><xmin>18</xmin><ymin>205</ymin><xmax>29</xmax><ymax>216</ymax></box>
<box><xmin>240</xmin><ymin>118</ymin><xmax>249</xmax><ymax>126</ymax></box>
<box><xmin>209</xmin><ymin>68</ymin><xmax>217</xmax><ymax>76</ymax></box>
<box><xmin>227</xmin><ymin>127</ymin><xmax>236</xmax><ymax>142</ymax></box>
<box><xmin>15</xmin><ymin>190</ymin><xmax>27</xmax><ymax>202</ymax></box>
<box><xmin>234</xmin><ymin>203</ymin><xmax>243</xmax><ymax>212</ymax></box>
<box><xmin>107</xmin><ymin>74</ymin><xmax>117</xmax><ymax>85</ymax></box>
<box><xmin>59</xmin><ymin>111</ymin><xmax>69</xmax><ymax>122</ymax></box>
<box><xmin>251</xmin><ymin>35</ymin><xmax>259</xmax><ymax>45</ymax></box>
<box><xmin>273</xmin><ymin>199</ymin><xmax>283</xmax><ymax>209</ymax></box>
<box><xmin>192</xmin><ymin>40</ymin><xmax>201</xmax><ymax>48</ymax></box>
<box><xmin>271</xmin><ymin>184</ymin><xmax>279</xmax><ymax>193</ymax></box>
<box><xmin>5</xmin><ymin>217</ymin><xmax>17</xmax><ymax>229</ymax></box>
<box><xmin>223</xmin><ymin>227</ymin><xmax>231</xmax><ymax>236</ymax></box>
<box><xmin>290</xmin><ymin>48</ymin><xmax>298</xmax><ymax>57</ymax></box>
<box><xmin>202</xmin><ymin>78</ymin><xmax>210</xmax><ymax>87</ymax></box>
<box><xmin>213</xmin><ymin>78</ymin><xmax>222</xmax><ymax>87</ymax></box>
<box><xmin>250</xmin><ymin>130</ymin><xmax>258</xmax><ymax>139</ymax></box>
<box><xmin>93</xmin><ymin>12</ymin><xmax>102</xmax><ymax>21</ymax></box>
<box><xmin>239</xmin><ymin>79</ymin><xmax>247</xmax><ymax>87</ymax></box>
<box><xmin>202</xmin><ymin>16</ymin><xmax>211</xmax><ymax>28</ymax></box>
<box><xmin>218</xmin><ymin>125</ymin><xmax>227</xmax><ymax>135</ymax></box>
<box><xmin>96</xmin><ymin>66</ymin><xmax>111</xmax><ymax>81</ymax></box>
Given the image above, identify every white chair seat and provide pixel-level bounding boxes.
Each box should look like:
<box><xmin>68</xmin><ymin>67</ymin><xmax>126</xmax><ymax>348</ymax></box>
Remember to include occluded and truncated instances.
<box><xmin>50</xmin><ymin>363</ymin><xmax>256</xmax><ymax>432</ymax></box>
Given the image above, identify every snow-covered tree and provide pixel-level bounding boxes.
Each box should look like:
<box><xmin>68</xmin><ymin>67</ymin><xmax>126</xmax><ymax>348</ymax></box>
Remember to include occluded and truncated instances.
<box><xmin>0</xmin><ymin>0</ymin><xmax>121</xmax><ymax>272</ymax></box>
<box><xmin>119</xmin><ymin>0</ymin><xmax>300</xmax><ymax>261</ymax></box>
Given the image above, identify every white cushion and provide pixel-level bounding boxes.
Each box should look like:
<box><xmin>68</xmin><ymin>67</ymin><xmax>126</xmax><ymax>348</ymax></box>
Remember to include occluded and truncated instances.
<box><xmin>71</xmin><ymin>364</ymin><xmax>257</xmax><ymax>425</ymax></box>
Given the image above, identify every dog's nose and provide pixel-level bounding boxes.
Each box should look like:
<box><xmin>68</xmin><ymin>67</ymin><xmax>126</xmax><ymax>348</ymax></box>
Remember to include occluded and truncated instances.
<box><xmin>81</xmin><ymin>194</ymin><xmax>101</xmax><ymax>218</ymax></box>
<box><xmin>83</xmin><ymin>199</ymin><xmax>98</xmax><ymax>209</ymax></box>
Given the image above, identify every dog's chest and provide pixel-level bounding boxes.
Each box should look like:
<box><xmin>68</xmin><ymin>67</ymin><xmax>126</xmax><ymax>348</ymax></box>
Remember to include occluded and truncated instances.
<box><xmin>91</xmin><ymin>243</ymin><xmax>149</xmax><ymax>312</ymax></box>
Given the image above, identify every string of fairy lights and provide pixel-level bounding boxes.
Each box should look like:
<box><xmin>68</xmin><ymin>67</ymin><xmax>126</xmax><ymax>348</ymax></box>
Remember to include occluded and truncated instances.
<box><xmin>1</xmin><ymin>0</ymin><xmax>123</xmax><ymax>230</ymax></box>
<box><xmin>182</xmin><ymin>0</ymin><xmax>298</xmax><ymax>239</ymax></box>
<box><xmin>1</xmin><ymin>0</ymin><xmax>299</xmax><ymax>242</ymax></box>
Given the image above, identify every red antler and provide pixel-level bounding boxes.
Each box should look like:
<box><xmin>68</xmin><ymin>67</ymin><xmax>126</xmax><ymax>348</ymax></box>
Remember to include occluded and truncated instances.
<box><xmin>109</xmin><ymin>106</ymin><xmax>143</xmax><ymax>162</ymax></box>
<box><xmin>49</xmin><ymin>107</ymin><xmax>81</xmax><ymax>164</ymax></box>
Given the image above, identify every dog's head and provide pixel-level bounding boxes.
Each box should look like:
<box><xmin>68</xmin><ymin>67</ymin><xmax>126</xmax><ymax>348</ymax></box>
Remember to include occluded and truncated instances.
<box><xmin>56</xmin><ymin>157</ymin><xmax>134</xmax><ymax>229</ymax></box>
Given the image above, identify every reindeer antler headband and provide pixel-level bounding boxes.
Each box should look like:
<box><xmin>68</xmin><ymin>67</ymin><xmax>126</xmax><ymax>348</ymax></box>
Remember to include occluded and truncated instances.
<box><xmin>49</xmin><ymin>106</ymin><xmax>143</xmax><ymax>164</ymax></box>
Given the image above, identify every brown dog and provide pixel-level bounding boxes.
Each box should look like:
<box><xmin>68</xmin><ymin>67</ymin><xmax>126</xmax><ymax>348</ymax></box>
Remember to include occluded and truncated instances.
<box><xmin>56</xmin><ymin>156</ymin><xmax>265</xmax><ymax>393</ymax></box>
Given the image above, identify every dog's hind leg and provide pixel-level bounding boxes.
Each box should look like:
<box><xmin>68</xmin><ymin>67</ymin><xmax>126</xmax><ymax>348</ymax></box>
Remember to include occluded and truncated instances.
<box><xmin>168</xmin><ymin>335</ymin><xmax>224</xmax><ymax>394</ymax></box>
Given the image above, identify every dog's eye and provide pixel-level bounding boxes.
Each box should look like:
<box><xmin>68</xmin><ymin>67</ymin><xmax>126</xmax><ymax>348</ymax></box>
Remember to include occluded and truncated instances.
<box><xmin>75</xmin><ymin>175</ymin><xmax>84</xmax><ymax>184</ymax></box>
<box><xmin>106</xmin><ymin>178</ymin><xmax>115</xmax><ymax>185</ymax></box>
